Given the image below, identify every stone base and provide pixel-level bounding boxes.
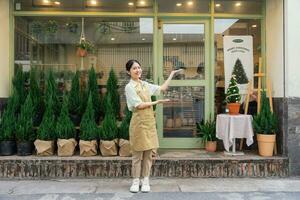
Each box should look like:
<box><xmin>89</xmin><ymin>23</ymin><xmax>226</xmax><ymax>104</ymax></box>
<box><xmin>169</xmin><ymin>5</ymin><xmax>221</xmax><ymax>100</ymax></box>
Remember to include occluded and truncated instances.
<box><xmin>0</xmin><ymin>154</ymin><xmax>288</xmax><ymax>179</ymax></box>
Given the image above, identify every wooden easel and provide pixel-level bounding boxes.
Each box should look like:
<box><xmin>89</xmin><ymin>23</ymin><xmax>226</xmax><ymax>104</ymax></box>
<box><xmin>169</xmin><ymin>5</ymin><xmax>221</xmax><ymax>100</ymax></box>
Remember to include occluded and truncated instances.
<box><xmin>239</xmin><ymin>58</ymin><xmax>277</xmax><ymax>155</ymax></box>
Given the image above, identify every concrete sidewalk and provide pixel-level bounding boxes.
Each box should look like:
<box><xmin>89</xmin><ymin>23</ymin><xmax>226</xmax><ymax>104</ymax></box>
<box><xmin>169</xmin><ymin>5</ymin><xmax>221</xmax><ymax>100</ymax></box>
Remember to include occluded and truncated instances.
<box><xmin>0</xmin><ymin>178</ymin><xmax>300</xmax><ymax>199</ymax></box>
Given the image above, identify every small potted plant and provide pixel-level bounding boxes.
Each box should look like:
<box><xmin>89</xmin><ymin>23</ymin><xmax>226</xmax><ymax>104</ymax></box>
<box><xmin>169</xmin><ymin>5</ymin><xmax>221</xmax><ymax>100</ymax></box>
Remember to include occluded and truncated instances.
<box><xmin>56</xmin><ymin>95</ymin><xmax>77</xmax><ymax>157</ymax></box>
<box><xmin>118</xmin><ymin>107</ymin><xmax>132</xmax><ymax>157</ymax></box>
<box><xmin>197</xmin><ymin>117</ymin><xmax>217</xmax><ymax>152</ymax></box>
<box><xmin>79</xmin><ymin>93</ymin><xmax>98</xmax><ymax>156</ymax></box>
<box><xmin>226</xmin><ymin>75</ymin><xmax>241</xmax><ymax>115</ymax></box>
<box><xmin>253</xmin><ymin>91</ymin><xmax>277</xmax><ymax>157</ymax></box>
<box><xmin>76</xmin><ymin>39</ymin><xmax>94</xmax><ymax>57</ymax></box>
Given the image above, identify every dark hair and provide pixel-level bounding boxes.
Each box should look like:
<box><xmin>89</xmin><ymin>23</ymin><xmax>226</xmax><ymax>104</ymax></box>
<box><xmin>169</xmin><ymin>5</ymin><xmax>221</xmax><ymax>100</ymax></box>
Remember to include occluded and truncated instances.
<box><xmin>126</xmin><ymin>59</ymin><xmax>141</xmax><ymax>72</ymax></box>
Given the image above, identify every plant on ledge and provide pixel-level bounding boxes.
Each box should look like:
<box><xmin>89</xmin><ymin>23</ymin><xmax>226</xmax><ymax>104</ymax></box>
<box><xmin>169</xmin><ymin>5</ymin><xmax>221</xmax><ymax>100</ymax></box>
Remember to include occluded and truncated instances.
<box><xmin>197</xmin><ymin>116</ymin><xmax>217</xmax><ymax>152</ymax></box>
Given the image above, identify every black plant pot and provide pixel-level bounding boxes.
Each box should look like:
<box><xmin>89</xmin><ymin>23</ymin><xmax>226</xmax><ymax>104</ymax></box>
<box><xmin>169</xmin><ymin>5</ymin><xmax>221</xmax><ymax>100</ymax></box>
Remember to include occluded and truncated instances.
<box><xmin>17</xmin><ymin>142</ymin><xmax>34</xmax><ymax>156</ymax></box>
<box><xmin>0</xmin><ymin>141</ymin><xmax>17</xmax><ymax>156</ymax></box>
<box><xmin>69</xmin><ymin>113</ymin><xmax>81</xmax><ymax>126</ymax></box>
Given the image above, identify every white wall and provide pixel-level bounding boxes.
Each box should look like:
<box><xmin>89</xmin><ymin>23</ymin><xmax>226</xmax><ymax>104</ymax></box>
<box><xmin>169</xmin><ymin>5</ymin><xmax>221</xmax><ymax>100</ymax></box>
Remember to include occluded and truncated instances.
<box><xmin>285</xmin><ymin>0</ymin><xmax>300</xmax><ymax>97</ymax></box>
<box><xmin>266</xmin><ymin>0</ymin><xmax>284</xmax><ymax>98</ymax></box>
<box><xmin>0</xmin><ymin>0</ymin><xmax>10</xmax><ymax>98</ymax></box>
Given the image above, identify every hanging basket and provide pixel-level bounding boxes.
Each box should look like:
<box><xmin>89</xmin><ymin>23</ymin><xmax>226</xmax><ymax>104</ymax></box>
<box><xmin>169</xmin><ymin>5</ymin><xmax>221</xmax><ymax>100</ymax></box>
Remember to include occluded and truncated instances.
<box><xmin>228</xmin><ymin>103</ymin><xmax>240</xmax><ymax>115</ymax></box>
<box><xmin>76</xmin><ymin>48</ymin><xmax>87</xmax><ymax>57</ymax></box>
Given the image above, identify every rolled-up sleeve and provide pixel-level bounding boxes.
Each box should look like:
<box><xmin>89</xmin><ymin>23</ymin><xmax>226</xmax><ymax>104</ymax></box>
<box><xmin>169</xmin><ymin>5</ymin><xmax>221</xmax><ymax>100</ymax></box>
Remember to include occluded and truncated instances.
<box><xmin>125</xmin><ymin>84</ymin><xmax>143</xmax><ymax>111</ymax></box>
<box><xmin>145</xmin><ymin>82</ymin><xmax>161</xmax><ymax>96</ymax></box>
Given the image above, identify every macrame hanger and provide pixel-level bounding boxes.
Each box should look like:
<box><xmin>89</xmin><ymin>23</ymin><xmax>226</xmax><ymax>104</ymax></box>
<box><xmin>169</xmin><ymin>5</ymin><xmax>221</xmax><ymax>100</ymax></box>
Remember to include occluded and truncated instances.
<box><xmin>79</xmin><ymin>17</ymin><xmax>85</xmax><ymax>43</ymax></box>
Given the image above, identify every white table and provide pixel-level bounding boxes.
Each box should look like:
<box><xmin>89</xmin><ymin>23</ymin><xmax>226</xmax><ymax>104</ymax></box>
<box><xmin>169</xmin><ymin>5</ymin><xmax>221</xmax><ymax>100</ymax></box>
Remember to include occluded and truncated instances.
<box><xmin>216</xmin><ymin>114</ymin><xmax>254</xmax><ymax>156</ymax></box>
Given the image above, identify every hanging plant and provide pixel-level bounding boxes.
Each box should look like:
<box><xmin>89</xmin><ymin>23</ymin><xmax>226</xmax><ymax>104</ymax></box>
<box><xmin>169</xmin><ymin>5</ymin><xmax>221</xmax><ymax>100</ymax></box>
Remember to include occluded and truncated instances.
<box><xmin>45</xmin><ymin>20</ymin><xmax>58</xmax><ymax>35</ymax></box>
<box><xmin>76</xmin><ymin>40</ymin><xmax>95</xmax><ymax>57</ymax></box>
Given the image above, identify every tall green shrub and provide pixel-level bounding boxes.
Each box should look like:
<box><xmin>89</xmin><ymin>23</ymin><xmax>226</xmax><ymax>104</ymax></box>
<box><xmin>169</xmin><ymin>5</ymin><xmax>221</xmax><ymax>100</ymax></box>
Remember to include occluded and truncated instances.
<box><xmin>68</xmin><ymin>71</ymin><xmax>81</xmax><ymax>115</ymax></box>
<box><xmin>88</xmin><ymin>67</ymin><xmax>101</xmax><ymax>120</ymax></box>
<box><xmin>80</xmin><ymin>93</ymin><xmax>98</xmax><ymax>140</ymax></box>
<box><xmin>30</xmin><ymin>68</ymin><xmax>43</xmax><ymax>124</ymax></box>
<box><xmin>37</xmin><ymin>98</ymin><xmax>56</xmax><ymax>140</ymax></box>
<box><xmin>105</xmin><ymin>68</ymin><xmax>120</xmax><ymax>118</ymax></box>
<box><xmin>56</xmin><ymin>95</ymin><xmax>76</xmax><ymax>139</ymax></box>
<box><xmin>15</xmin><ymin>94</ymin><xmax>35</xmax><ymax>142</ymax></box>
<box><xmin>118</xmin><ymin>106</ymin><xmax>132</xmax><ymax>140</ymax></box>
<box><xmin>100</xmin><ymin>94</ymin><xmax>118</xmax><ymax>141</ymax></box>
<box><xmin>0</xmin><ymin>92</ymin><xmax>19</xmax><ymax>141</ymax></box>
<box><xmin>45</xmin><ymin>70</ymin><xmax>60</xmax><ymax>116</ymax></box>
<box><xmin>253</xmin><ymin>91</ymin><xmax>277</xmax><ymax>135</ymax></box>
<box><xmin>12</xmin><ymin>67</ymin><xmax>26</xmax><ymax>112</ymax></box>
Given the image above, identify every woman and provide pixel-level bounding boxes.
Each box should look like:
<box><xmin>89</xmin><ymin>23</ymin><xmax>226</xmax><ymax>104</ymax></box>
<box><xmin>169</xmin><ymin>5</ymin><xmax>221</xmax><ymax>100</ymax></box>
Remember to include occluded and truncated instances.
<box><xmin>125</xmin><ymin>59</ymin><xmax>182</xmax><ymax>193</ymax></box>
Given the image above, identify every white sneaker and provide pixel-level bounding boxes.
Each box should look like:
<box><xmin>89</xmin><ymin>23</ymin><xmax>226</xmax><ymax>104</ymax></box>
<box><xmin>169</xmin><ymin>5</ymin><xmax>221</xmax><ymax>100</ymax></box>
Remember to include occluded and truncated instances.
<box><xmin>141</xmin><ymin>177</ymin><xmax>150</xmax><ymax>193</ymax></box>
<box><xmin>129</xmin><ymin>178</ymin><xmax>140</xmax><ymax>193</ymax></box>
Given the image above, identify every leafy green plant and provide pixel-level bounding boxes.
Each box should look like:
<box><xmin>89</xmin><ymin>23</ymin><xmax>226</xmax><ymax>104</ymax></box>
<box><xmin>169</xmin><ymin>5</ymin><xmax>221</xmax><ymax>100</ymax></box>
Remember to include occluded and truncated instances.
<box><xmin>68</xmin><ymin>71</ymin><xmax>81</xmax><ymax>115</ymax></box>
<box><xmin>37</xmin><ymin>97</ymin><xmax>56</xmax><ymax>141</ymax></box>
<box><xmin>80</xmin><ymin>93</ymin><xmax>98</xmax><ymax>141</ymax></box>
<box><xmin>56</xmin><ymin>95</ymin><xmax>76</xmax><ymax>139</ymax></box>
<box><xmin>226</xmin><ymin>75</ymin><xmax>241</xmax><ymax>103</ymax></box>
<box><xmin>45</xmin><ymin>71</ymin><xmax>60</xmax><ymax>116</ymax></box>
<box><xmin>76</xmin><ymin>40</ymin><xmax>95</xmax><ymax>53</ymax></box>
<box><xmin>88</xmin><ymin>67</ymin><xmax>101</xmax><ymax>120</ymax></box>
<box><xmin>100</xmin><ymin>94</ymin><xmax>118</xmax><ymax>141</ymax></box>
<box><xmin>0</xmin><ymin>92</ymin><xmax>19</xmax><ymax>141</ymax></box>
<box><xmin>105</xmin><ymin>68</ymin><xmax>120</xmax><ymax>118</ymax></box>
<box><xmin>196</xmin><ymin>117</ymin><xmax>216</xmax><ymax>142</ymax></box>
<box><xmin>253</xmin><ymin>91</ymin><xmax>277</xmax><ymax>135</ymax></box>
<box><xmin>12</xmin><ymin>66</ymin><xmax>26</xmax><ymax>110</ymax></box>
<box><xmin>15</xmin><ymin>94</ymin><xmax>35</xmax><ymax>142</ymax></box>
<box><xmin>118</xmin><ymin>107</ymin><xmax>132</xmax><ymax>140</ymax></box>
<box><xmin>45</xmin><ymin>20</ymin><xmax>58</xmax><ymax>35</ymax></box>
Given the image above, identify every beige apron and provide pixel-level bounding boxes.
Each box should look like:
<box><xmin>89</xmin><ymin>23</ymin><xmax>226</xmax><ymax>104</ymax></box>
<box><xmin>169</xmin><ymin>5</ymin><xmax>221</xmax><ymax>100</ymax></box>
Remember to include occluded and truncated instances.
<box><xmin>129</xmin><ymin>82</ymin><xmax>159</xmax><ymax>152</ymax></box>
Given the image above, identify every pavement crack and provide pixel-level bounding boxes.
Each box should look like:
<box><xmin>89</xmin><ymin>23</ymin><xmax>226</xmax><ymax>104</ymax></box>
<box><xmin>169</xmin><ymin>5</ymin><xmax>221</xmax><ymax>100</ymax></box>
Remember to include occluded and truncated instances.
<box><xmin>177</xmin><ymin>184</ymin><xmax>182</xmax><ymax>192</ymax></box>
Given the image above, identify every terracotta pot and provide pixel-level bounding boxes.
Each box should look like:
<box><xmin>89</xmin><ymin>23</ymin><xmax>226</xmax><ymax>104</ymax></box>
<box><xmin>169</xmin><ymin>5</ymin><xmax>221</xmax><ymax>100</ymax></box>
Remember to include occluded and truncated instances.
<box><xmin>257</xmin><ymin>134</ymin><xmax>276</xmax><ymax>157</ymax></box>
<box><xmin>76</xmin><ymin>48</ymin><xmax>87</xmax><ymax>57</ymax></box>
<box><xmin>205</xmin><ymin>141</ymin><xmax>217</xmax><ymax>152</ymax></box>
<box><xmin>228</xmin><ymin>103</ymin><xmax>240</xmax><ymax>115</ymax></box>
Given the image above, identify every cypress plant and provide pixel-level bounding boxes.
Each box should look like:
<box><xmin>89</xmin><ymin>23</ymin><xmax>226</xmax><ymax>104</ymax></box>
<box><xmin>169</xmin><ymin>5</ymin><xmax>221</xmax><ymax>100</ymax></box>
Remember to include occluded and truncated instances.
<box><xmin>15</xmin><ymin>94</ymin><xmax>35</xmax><ymax>142</ymax></box>
<box><xmin>45</xmin><ymin>70</ymin><xmax>60</xmax><ymax>116</ymax></box>
<box><xmin>68</xmin><ymin>71</ymin><xmax>81</xmax><ymax>115</ymax></box>
<box><xmin>0</xmin><ymin>92</ymin><xmax>19</xmax><ymax>141</ymax></box>
<box><xmin>100</xmin><ymin>94</ymin><xmax>118</xmax><ymax>141</ymax></box>
<box><xmin>30</xmin><ymin>68</ymin><xmax>43</xmax><ymax>126</ymax></box>
<box><xmin>88</xmin><ymin>67</ymin><xmax>101</xmax><ymax>120</ymax></box>
<box><xmin>56</xmin><ymin>95</ymin><xmax>76</xmax><ymax>139</ymax></box>
<box><xmin>37</xmin><ymin>98</ymin><xmax>56</xmax><ymax>141</ymax></box>
<box><xmin>105</xmin><ymin>68</ymin><xmax>120</xmax><ymax>118</ymax></box>
<box><xmin>118</xmin><ymin>106</ymin><xmax>132</xmax><ymax>140</ymax></box>
<box><xmin>12</xmin><ymin>67</ymin><xmax>26</xmax><ymax>112</ymax></box>
<box><xmin>80</xmin><ymin>93</ymin><xmax>98</xmax><ymax>141</ymax></box>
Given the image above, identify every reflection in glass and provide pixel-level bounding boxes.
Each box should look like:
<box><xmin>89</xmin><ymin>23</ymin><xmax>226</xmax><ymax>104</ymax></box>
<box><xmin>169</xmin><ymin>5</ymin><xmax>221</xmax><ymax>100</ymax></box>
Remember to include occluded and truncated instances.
<box><xmin>163</xmin><ymin>86</ymin><xmax>205</xmax><ymax>138</ymax></box>
<box><xmin>157</xmin><ymin>0</ymin><xmax>210</xmax><ymax>13</ymax></box>
<box><xmin>214</xmin><ymin>0</ymin><xmax>263</xmax><ymax>14</ymax></box>
<box><xmin>163</xmin><ymin>24</ymin><xmax>205</xmax><ymax>80</ymax></box>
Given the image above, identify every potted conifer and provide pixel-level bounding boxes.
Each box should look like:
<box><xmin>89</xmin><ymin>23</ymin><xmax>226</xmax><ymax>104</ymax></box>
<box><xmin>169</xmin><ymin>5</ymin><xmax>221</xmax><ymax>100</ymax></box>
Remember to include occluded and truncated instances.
<box><xmin>118</xmin><ymin>107</ymin><xmax>132</xmax><ymax>157</ymax></box>
<box><xmin>79</xmin><ymin>93</ymin><xmax>98</xmax><ymax>156</ymax></box>
<box><xmin>68</xmin><ymin>71</ymin><xmax>81</xmax><ymax>126</ymax></box>
<box><xmin>15</xmin><ymin>94</ymin><xmax>35</xmax><ymax>156</ymax></box>
<box><xmin>34</xmin><ymin>98</ymin><xmax>56</xmax><ymax>156</ymax></box>
<box><xmin>56</xmin><ymin>95</ymin><xmax>77</xmax><ymax>157</ymax></box>
<box><xmin>197</xmin><ymin>117</ymin><xmax>217</xmax><ymax>152</ymax></box>
<box><xmin>30</xmin><ymin>68</ymin><xmax>44</xmax><ymax>126</ymax></box>
<box><xmin>99</xmin><ymin>94</ymin><xmax>118</xmax><ymax>156</ymax></box>
<box><xmin>105</xmin><ymin>68</ymin><xmax>120</xmax><ymax>119</ymax></box>
<box><xmin>45</xmin><ymin>71</ymin><xmax>60</xmax><ymax>117</ymax></box>
<box><xmin>88</xmin><ymin>67</ymin><xmax>102</xmax><ymax>122</ymax></box>
<box><xmin>253</xmin><ymin>91</ymin><xmax>277</xmax><ymax>156</ymax></box>
<box><xmin>0</xmin><ymin>93</ymin><xmax>19</xmax><ymax>155</ymax></box>
<box><xmin>226</xmin><ymin>75</ymin><xmax>241</xmax><ymax>115</ymax></box>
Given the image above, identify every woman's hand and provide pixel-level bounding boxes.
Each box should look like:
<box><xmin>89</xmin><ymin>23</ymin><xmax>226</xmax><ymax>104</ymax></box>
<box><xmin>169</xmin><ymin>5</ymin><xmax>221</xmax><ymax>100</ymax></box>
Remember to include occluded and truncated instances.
<box><xmin>160</xmin><ymin>69</ymin><xmax>184</xmax><ymax>92</ymax></box>
<box><xmin>171</xmin><ymin>69</ymin><xmax>184</xmax><ymax>76</ymax></box>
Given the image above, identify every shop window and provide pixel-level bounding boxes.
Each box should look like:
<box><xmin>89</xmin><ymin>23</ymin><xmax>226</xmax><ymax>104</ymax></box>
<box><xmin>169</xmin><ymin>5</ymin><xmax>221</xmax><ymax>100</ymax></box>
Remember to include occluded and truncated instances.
<box><xmin>214</xmin><ymin>19</ymin><xmax>261</xmax><ymax>114</ymax></box>
<box><xmin>14</xmin><ymin>0</ymin><xmax>153</xmax><ymax>12</ymax></box>
<box><xmin>14</xmin><ymin>16</ymin><xmax>153</xmax><ymax>112</ymax></box>
<box><xmin>157</xmin><ymin>0</ymin><xmax>210</xmax><ymax>13</ymax></box>
<box><xmin>214</xmin><ymin>0</ymin><xmax>263</xmax><ymax>15</ymax></box>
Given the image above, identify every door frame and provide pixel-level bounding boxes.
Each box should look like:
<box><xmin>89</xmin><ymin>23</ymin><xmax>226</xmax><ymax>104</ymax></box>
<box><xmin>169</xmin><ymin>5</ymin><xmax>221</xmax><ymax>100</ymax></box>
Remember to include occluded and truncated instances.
<box><xmin>155</xmin><ymin>18</ymin><xmax>212</xmax><ymax>148</ymax></box>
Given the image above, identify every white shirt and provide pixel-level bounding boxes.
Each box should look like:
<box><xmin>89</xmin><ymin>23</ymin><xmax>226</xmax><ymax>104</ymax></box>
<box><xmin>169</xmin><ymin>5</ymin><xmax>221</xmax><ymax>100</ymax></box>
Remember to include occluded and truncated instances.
<box><xmin>125</xmin><ymin>79</ymin><xmax>161</xmax><ymax>111</ymax></box>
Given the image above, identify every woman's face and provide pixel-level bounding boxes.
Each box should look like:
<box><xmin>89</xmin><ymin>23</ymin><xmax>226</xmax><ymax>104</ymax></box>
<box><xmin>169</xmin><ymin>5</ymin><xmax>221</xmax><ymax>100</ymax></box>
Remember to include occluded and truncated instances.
<box><xmin>128</xmin><ymin>62</ymin><xmax>142</xmax><ymax>80</ymax></box>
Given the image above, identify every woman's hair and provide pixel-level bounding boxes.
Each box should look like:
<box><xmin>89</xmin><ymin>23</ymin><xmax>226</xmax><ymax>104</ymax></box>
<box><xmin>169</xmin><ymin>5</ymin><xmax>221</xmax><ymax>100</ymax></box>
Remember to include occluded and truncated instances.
<box><xmin>126</xmin><ymin>59</ymin><xmax>141</xmax><ymax>72</ymax></box>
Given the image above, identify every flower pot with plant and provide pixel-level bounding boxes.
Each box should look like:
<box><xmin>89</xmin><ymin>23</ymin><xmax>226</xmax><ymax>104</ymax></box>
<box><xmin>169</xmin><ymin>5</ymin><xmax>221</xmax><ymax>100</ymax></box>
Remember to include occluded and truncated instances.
<box><xmin>99</xmin><ymin>94</ymin><xmax>118</xmax><ymax>156</ymax></box>
<box><xmin>253</xmin><ymin>91</ymin><xmax>277</xmax><ymax>157</ymax></box>
<box><xmin>15</xmin><ymin>94</ymin><xmax>35</xmax><ymax>156</ymax></box>
<box><xmin>226</xmin><ymin>75</ymin><xmax>241</xmax><ymax>115</ymax></box>
<box><xmin>56</xmin><ymin>95</ymin><xmax>77</xmax><ymax>156</ymax></box>
<box><xmin>79</xmin><ymin>93</ymin><xmax>98</xmax><ymax>156</ymax></box>
<box><xmin>76</xmin><ymin>40</ymin><xmax>94</xmax><ymax>57</ymax></box>
<box><xmin>197</xmin><ymin>116</ymin><xmax>217</xmax><ymax>152</ymax></box>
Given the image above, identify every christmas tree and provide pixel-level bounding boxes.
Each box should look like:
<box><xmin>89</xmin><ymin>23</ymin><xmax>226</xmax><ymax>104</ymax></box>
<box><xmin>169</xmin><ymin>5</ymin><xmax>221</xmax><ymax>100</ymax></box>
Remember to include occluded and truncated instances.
<box><xmin>56</xmin><ymin>95</ymin><xmax>76</xmax><ymax>139</ymax></box>
<box><xmin>226</xmin><ymin>75</ymin><xmax>241</xmax><ymax>104</ymax></box>
<box><xmin>68</xmin><ymin>71</ymin><xmax>81</xmax><ymax>116</ymax></box>
<box><xmin>105</xmin><ymin>68</ymin><xmax>120</xmax><ymax>118</ymax></box>
<box><xmin>231</xmin><ymin>58</ymin><xmax>249</xmax><ymax>84</ymax></box>
<box><xmin>45</xmin><ymin>71</ymin><xmax>60</xmax><ymax>116</ymax></box>
<box><xmin>88</xmin><ymin>67</ymin><xmax>101</xmax><ymax>121</ymax></box>
<box><xmin>80</xmin><ymin>93</ymin><xmax>98</xmax><ymax>141</ymax></box>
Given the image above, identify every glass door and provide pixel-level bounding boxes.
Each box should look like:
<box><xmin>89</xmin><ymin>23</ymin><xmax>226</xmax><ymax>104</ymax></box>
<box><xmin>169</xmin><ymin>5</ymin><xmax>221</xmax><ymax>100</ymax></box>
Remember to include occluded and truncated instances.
<box><xmin>156</xmin><ymin>20</ymin><xmax>210</xmax><ymax>148</ymax></box>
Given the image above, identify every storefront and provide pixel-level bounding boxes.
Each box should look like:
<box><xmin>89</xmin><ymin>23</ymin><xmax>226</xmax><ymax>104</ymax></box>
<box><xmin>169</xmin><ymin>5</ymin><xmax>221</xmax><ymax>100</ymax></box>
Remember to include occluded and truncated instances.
<box><xmin>0</xmin><ymin>0</ymin><xmax>300</xmax><ymax>175</ymax></box>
